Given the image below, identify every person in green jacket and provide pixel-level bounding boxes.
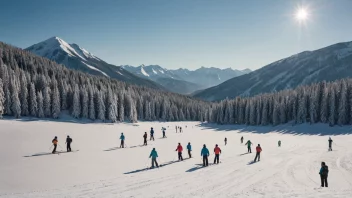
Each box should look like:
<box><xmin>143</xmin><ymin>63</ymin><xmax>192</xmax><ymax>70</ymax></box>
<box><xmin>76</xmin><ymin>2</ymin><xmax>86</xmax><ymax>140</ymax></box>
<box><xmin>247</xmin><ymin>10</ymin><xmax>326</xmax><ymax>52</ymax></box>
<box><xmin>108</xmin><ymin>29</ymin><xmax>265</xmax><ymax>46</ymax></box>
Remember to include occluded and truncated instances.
<box><xmin>149</xmin><ymin>148</ymin><xmax>159</xmax><ymax>168</ymax></box>
<box><xmin>278</xmin><ymin>140</ymin><xmax>281</xmax><ymax>147</ymax></box>
<box><xmin>245</xmin><ymin>140</ymin><xmax>253</xmax><ymax>153</ymax></box>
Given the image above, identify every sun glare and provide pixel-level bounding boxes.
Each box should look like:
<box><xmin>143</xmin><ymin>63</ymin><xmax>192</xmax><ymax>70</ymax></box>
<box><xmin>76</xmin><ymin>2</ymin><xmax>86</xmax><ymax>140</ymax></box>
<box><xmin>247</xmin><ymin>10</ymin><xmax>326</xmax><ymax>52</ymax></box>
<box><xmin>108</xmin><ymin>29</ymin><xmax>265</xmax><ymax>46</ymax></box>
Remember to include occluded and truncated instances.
<box><xmin>296</xmin><ymin>8</ymin><xmax>308</xmax><ymax>21</ymax></box>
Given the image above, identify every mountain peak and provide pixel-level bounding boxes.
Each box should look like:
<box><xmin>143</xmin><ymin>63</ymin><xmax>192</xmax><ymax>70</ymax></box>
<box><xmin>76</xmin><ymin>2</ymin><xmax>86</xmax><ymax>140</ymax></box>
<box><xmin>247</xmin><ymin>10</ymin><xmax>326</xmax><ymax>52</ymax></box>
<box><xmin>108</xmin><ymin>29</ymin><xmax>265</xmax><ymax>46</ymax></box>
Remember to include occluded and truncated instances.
<box><xmin>26</xmin><ymin>36</ymin><xmax>100</xmax><ymax>62</ymax></box>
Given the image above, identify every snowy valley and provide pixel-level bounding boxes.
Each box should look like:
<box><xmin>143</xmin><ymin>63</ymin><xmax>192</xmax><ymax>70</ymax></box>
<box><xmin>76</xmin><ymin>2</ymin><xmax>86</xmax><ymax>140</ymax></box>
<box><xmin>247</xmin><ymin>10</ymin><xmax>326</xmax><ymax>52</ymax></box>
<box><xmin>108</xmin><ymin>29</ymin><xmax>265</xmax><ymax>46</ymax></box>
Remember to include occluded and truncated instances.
<box><xmin>1</xmin><ymin>120</ymin><xmax>352</xmax><ymax>198</ymax></box>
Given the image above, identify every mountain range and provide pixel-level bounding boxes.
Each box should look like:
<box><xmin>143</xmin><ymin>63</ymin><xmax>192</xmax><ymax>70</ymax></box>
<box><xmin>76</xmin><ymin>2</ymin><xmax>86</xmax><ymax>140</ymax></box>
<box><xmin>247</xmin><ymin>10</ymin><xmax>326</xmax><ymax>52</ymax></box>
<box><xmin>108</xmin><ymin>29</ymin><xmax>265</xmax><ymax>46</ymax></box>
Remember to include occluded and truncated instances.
<box><xmin>26</xmin><ymin>37</ymin><xmax>163</xmax><ymax>90</ymax></box>
<box><xmin>122</xmin><ymin>65</ymin><xmax>251</xmax><ymax>94</ymax></box>
<box><xmin>26</xmin><ymin>37</ymin><xmax>251</xmax><ymax>95</ymax></box>
<box><xmin>195</xmin><ymin>41</ymin><xmax>352</xmax><ymax>101</ymax></box>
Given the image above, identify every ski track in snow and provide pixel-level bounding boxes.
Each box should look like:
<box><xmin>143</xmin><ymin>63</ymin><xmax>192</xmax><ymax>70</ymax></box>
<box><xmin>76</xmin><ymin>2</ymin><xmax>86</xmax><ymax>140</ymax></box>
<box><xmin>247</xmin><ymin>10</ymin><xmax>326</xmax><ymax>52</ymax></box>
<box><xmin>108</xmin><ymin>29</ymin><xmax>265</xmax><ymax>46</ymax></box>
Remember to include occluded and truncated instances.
<box><xmin>1</xmin><ymin>120</ymin><xmax>352</xmax><ymax>197</ymax></box>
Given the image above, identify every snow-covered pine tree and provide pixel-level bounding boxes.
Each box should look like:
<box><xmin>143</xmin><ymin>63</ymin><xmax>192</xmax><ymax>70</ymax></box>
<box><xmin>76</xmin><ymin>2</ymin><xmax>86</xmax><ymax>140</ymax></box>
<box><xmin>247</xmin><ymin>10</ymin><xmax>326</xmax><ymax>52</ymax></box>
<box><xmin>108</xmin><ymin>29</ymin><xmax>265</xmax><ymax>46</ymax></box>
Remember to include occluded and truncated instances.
<box><xmin>261</xmin><ymin>98</ymin><xmax>268</xmax><ymax>125</ymax></box>
<box><xmin>51</xmin><ymin>82</ymin><xmax>61</xmax><ymax>119</ymax></box>
<box><xmin>80</xmin><ymin>87</ymin><xmax>89</xmax><ymax>119</ymax></box>
<box><xmin>59</xmin><ymin>79</ymin><xmax>68</xmax><ymax>110</ymax></box>
<box><xmin>43</xmin><ymin>86</ymin><xmax>51</xmax><ymax>117</ymax></box>
<box><xmin>71</xmin><ymin>84</ymin><xmax>81</xmax><ymax>118</ymax></box>
<box><xmin>37</xmin><ymin>91</ymin><xmax>44</xmax><ymax>118</ymax></box>
<box><xmin>10</xmin><ymin>78</ymin><xmax>21</xmax><ymax>118</ymax></box>
<box><xmin>329</xmin><ymin>84</ymin><xmax>336</xmax><ymax>126</ymax></box>
<box><xmin>118</xmin><ymin>92</ymin><xmax>124</xmax><ymax>121</ymax></box>
<box><xmin>19</xmin><ymin>72</ymin><xmax>29</xmax><ymax>116</ymax></box>
<box><xmin>0</xmin><ymin>79</ymin><xmax>4</xmax><ymax>118</ymax></box>
<box><xmin>96</xmin><ymin>91</ymin><xmax>105</xmax><ymax>121</ymax></box>
<box><xmin>29</xmin><ymin>83</ymin><xmax>37</xmax><ymax>117</ymax></box>
<box><xmin>320</xmin><ymin>86</ymin><xmax>329</xmax><ymax>123</ymax></box>
<box><xmin>272</xmin><ymin>100</ymin><xmax>279</xmax><ymax>126</ymax></box>
<box><xmin>106</xmin><ymin>88</ymin><xmax>117</xmax><ymax>122</ymax></box>
<box><xmin>338</xmin><ymin>80</ymin><xmax>348</xmax><ymax>125</ymax></box>
<box><xmin>249</xmin><ymin>100</ymin><xmax>256</xmax><ymax>125</ymax></box>
<box><xmin>88</xmin><ymin>86</ymin><xmax>95</xmax><ymax>120</ymax></box>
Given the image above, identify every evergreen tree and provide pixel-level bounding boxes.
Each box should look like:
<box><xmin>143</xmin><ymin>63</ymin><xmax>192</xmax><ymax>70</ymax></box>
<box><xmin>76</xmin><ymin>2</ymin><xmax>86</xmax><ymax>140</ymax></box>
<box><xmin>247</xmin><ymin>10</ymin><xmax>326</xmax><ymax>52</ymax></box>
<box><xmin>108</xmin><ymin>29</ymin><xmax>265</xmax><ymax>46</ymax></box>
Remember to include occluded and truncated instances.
<box><xmin>0</xmin><ymin>79</ymin><xmax>4</xmax><ymax>118</ymax></box>
<box><xmin>329</xmin><ymin>85</ymin><xmax>336</xmax><ymax>126</ymax></box>
<box><xmin>29</xmin><ymin>83</ymin><xmax>37</xmax><ymax>117</ymax></box>
<box><xmin>88</xmin><ymin>87</ymin><xmax>95</xmax><ymax>120</ymax></box>
<box><xmin>19</xmin><ymin>73</ymin><xmax>29</xmax><ymax>116</ymax></box>
<box><xmin>51</xmin><ymin>83</ymin><xmax>61</xmax><ymax>119</ymax></box>
<box><xmin>81</xmin><ymin>87</ymin><xmax>89</xmax><ymax>119</ymax></box>
<box><xmin>338</xmin><ymin>81</ymin><xmax>348</xmax><ymax>125</ymax></box>
<box><xmin>37</xmin><ymin>91</ymin><xmax>44</xmax><ymax>118</ymax></box>
<box><xmin>10</xmin><ymin>78</ymin><xmax>21</xmax><ymax>118</ymax></box>
<box><xmin>43</xmin><ymin>86</ymin><xmax>51</xmax><ymax>117</ymax></box>
<box><xmin>71</xmin><ymin>84</ymin><xmax>81</xmax><ymax>118</ymax></box>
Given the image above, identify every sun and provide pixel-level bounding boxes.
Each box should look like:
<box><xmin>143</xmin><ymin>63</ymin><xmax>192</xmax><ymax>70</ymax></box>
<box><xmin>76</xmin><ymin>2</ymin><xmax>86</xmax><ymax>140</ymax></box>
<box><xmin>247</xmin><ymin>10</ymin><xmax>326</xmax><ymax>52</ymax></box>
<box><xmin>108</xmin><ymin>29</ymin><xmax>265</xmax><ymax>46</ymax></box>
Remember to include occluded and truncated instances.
<box><xmin>296</xmin><ymin>8</ymin><xmax>308</xmax><ymax>21</ymax></box>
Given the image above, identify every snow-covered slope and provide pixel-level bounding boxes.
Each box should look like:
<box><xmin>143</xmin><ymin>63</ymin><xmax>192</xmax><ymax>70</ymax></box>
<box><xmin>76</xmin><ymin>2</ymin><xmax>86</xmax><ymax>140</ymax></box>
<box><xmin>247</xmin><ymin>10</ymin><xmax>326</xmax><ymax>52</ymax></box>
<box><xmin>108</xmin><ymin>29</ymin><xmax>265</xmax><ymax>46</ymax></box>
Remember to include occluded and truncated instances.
<box><xmin>26</xmin><ymin>37</ymin><xmax>163</xmax><ymax>90</ymax></box>
<box><xmin>122</xmin><ymin>65</ymin><xmax>251</xmax><ymax>94</ymax></box>
<box><xmin>195</xmin><ymin>41</ymin><xmax>352</xmax><ymax>101</ymax></box>
<box><xmin>1</xmin><ymin>119</ymin><xmax>352</xmax><ymax>197</ymax></box>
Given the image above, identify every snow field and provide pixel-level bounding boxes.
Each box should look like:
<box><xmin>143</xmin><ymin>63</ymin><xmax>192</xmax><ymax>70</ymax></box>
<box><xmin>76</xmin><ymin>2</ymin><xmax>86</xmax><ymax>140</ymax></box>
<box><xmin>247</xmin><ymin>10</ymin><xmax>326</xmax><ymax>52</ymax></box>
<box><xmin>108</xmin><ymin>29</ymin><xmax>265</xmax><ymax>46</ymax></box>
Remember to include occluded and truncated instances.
<box><xmin>1</xmin><ymin>120</ymin><xmax>352</xmax><ymax>197</ymax></box>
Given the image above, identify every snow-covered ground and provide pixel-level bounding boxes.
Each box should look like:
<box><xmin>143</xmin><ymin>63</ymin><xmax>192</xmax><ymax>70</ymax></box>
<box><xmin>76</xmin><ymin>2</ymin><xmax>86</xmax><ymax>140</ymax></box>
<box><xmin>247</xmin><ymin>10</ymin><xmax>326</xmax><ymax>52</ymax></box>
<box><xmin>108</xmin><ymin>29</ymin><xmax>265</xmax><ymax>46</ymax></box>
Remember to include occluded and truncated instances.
<box><xmin>1</xmin><ymin>119</ymin><xmax>352</xmax><ymax>198</ymax></box>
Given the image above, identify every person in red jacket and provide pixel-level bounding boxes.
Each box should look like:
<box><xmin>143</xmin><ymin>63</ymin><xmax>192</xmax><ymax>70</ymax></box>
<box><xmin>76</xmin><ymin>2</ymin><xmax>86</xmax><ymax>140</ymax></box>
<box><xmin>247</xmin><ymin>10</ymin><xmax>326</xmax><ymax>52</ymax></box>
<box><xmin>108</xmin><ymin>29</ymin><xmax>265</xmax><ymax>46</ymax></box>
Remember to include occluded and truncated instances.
<box><xmin>254</xmin><ymin>144</ymin><xmax>262</xmax><ymax>162</ymax></box>
<box><xmin>214</xmin><ymin>144</ymin><xmax>222</xmax><ymax>164</ymax></box>
<box><xmin>175</xmin><ymin>143</ymin><xmax>183</xmax><ymax>161</ymax></box>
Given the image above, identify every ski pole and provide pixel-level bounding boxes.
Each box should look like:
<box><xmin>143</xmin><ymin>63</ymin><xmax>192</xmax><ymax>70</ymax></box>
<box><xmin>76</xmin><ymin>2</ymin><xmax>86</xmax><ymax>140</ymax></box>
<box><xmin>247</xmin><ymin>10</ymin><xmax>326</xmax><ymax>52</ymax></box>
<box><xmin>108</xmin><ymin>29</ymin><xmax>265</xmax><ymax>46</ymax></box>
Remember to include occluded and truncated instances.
<box><xmin>49</xmin><ymin>145</ymin><xmax>53</xmax><ymax>150</ymax></box>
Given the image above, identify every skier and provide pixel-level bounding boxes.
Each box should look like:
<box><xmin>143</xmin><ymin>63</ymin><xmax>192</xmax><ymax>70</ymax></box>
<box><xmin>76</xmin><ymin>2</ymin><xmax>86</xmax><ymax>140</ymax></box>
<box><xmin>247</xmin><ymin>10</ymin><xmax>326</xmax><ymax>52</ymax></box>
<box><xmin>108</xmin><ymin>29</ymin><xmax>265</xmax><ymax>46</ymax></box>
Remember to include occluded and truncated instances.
<box><xmin>150</xmin><ymin>128</ymin><xmax>155</xmax><ymax>141</ymax></box>
<box><xmin>245</xmin><ymin>140</ymin><xmax>253</xmax><ymax>153</ymax></box>
<box><xmin>175</xmin><ymin>143</ymin><xmax>183</xmax><ymax>161</ymax></box>
<box><xmin>224</xmin><ymin>137</ymin><xmax>227</xmax><ymax>145</ymax></box>
<box><xmin>241</xmin><ymin>136</ymin><xmax>244</xmax><ymax>144</ymax></box>
<box><xmin>319</xmin><ymin>162</ymin><xmax>329</xmax><ymax>187</ymax></box>
<box><xmin>143</xmin><ymin>132</ymin><xmax>148</xmax><ymax>146</ymax></box>
<box><xmin>120</xmin><ymin>133</ymin><xmax>125</xmax><ymax>148</ymax></box>
<box><xmin>65</xmin><ymin>135</ymin><xmax>72</xmax><ymax>152</ymax></box>
<box><xmin>328</xmin><ymin>137</ymin><xmax>333</xmax><ymax>151</ymax></box>
<box><xmin>278</xmin><ymin>140</ymin><xmax>281</xmax><ymax>147</ymax></box>
<box><xmin>180</xmin><ymin>127</ymin><xmax>183</xmax><ymax>133</ymax></box>
<box><xmin>162</xmin><ymin>127</ymin><xmax>166</xmax><ymax>138</ymax></box>
<box><xmin>149</xmin><ymin>148</ymin><xmax>159</xmax><ymax>168</ymax></box>
<box><xmin>52</xmin><ymin>136</ymin><xmax>58</xmax><ymax>154</ymax></box>
<box><xmin>254</xmin><ymin>144</ymin><xmax>262</xmax><ymax>162</ymax></box>
<box><xmin>175</xmin><ymin>126</ymin><xmax>178</xmax><ymax>133</ymax></box>
<box><xmin>214</xmin><ymin>144</ymin><xmax>221</xmax><ymax>164</ymax></box>
<box><xmin>201</xmin><ymin>144</ymin><xmax>210</xmax><ymax>167</ymax></box>
<box><xmin>187</xmin><ymin>142</ymin><xmax>192</xmax><ymax>158</ymax></box>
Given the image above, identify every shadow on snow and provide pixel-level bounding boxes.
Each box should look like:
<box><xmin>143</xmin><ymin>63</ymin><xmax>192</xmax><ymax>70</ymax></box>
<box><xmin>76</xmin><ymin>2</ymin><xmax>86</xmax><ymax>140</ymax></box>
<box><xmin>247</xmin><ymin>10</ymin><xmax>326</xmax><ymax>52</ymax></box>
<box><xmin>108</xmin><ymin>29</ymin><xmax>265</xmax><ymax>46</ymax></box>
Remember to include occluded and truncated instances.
<box><xmin>198</xmin><ymin>122</ymin><xmax>352</xmax><ymax>136</ymax></box>
<box><xmin>124</xmin><ymin>158</ymin><xmax>191</xmax><ymax>175</ymax></box>
<box><xmin>24</xmin><ymin>150</ymin><xmax>79</xmax><ymax>157</ymax></box>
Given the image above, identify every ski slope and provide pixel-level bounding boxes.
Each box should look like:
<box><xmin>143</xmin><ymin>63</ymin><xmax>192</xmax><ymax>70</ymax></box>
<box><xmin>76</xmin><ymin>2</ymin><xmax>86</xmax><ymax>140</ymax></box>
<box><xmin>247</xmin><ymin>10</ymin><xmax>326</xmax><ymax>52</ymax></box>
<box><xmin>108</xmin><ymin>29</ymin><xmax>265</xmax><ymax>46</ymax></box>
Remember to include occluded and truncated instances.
<box><xmin>1</xmin><ymin>119</ymin><xmax>352</xmax><ymax>198</ymax></box>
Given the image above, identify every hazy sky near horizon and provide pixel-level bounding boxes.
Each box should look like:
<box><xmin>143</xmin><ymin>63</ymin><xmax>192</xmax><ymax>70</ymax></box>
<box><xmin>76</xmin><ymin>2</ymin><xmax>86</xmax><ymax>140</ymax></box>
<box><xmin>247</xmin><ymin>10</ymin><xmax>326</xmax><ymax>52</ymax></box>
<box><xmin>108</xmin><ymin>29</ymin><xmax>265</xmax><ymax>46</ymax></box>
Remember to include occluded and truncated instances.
<box><xmin>1</xmin><ymin>0</ymin><xmax>351</xmax><ymax>70</ymax></box>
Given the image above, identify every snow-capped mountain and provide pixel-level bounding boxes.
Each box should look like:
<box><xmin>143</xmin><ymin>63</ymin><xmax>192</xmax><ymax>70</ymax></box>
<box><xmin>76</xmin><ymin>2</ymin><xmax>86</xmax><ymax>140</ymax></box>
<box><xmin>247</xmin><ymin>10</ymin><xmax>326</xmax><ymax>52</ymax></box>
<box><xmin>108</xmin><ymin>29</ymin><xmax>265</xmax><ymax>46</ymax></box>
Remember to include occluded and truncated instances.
<box><xmin>26</xmin><ymin>37</ymin><xmax>163</xmax><ymax>90</ymax></box>
<box><xmin>173</xmin><ymin>67</ymin><xmax>251</xmax><ymax>88</ymax></box>
<box><xmin>122</xmin><ymin>65</ymin><xmax>251</xmax><ymax>94</ymax></box>
<box><xmin>195</xmin><ymin>41</ymin><xmax>352</xmax><ymax>101</ymax></box>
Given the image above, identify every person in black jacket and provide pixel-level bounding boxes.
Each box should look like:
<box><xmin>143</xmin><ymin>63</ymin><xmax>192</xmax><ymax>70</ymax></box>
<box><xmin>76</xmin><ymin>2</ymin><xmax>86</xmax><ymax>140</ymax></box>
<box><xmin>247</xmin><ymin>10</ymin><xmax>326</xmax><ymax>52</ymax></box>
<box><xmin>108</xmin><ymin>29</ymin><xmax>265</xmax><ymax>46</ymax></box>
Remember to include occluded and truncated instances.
<box><xmin>319</xmin><ymin>162</ymin><xmax>329</xmax><ymax>187</ymax></box>
<box><xmin>328</xmin><ymin>137</ymin><xmax>333</xmax><ymax>151</ymax></box>
<box><xmin>65</xmin><ymin>135</ymin><xmax>72</xmax><ymax>152</ymax></box>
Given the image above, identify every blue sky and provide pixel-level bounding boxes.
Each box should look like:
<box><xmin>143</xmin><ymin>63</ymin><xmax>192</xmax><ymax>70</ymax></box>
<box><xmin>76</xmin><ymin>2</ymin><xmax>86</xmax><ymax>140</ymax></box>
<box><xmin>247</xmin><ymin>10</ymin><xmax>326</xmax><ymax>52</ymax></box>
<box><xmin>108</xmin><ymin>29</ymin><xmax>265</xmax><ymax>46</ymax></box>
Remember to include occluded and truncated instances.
<box><xmin>1</xmin><ymin>0</ymin><xmax>351</xmax><ymax>70</ymax></box>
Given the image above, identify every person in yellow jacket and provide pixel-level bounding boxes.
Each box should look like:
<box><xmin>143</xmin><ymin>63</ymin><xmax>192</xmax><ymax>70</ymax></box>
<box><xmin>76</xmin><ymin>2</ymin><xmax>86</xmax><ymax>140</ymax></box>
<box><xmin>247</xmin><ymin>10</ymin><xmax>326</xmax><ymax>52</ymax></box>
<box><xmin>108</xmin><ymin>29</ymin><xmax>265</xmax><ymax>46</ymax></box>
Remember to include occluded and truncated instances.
<box><xmin>52</xmin><ymin>136</ymin><xmax>58</xmax><ymax>154</ymax></box>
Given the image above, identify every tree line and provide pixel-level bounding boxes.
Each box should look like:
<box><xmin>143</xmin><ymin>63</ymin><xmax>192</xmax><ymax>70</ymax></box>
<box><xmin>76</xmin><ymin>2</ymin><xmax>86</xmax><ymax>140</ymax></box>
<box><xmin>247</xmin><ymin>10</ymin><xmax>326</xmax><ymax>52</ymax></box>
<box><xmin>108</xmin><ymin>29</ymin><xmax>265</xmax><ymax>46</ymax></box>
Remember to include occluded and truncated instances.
<box><xmin>0</xmin><ymin>42</ymin><xmax>210</xmax><ymax>122</ymax></box>
<box><xmin>1</xmin><ymin>41</ymin><xmax>352</xmax><ymax>127</ymax></box>
<box><xmin>210</xmin><ymin>78</ymin><xmax>352</xmax><ymax>126</ymax></box>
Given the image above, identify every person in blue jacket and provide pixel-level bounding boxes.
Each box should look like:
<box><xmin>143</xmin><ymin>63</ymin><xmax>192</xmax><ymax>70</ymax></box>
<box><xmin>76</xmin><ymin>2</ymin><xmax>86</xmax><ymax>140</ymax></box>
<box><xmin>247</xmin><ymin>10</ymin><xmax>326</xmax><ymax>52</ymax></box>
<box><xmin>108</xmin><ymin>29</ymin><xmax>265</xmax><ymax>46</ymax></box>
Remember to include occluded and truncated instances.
<box><xmin>150</xmin><ymin>127</ymin><xmax>155</xmax><ymax>141</ymax></box>
<box><xmin>187</xmin><ymin>142</ymin><xmax>192</xmax><ymax>158</ymax></box>
<box><xmin>120</xmin><ymin>133</ymin><xmax>125</xmax><ymax>148</ymax></box>
<box><xmin>149</xmin><ymin>148</ymin><xmax>159</xmax><ymax>168</ymax></box>
<box><xmin>201</xmin><ymin>144</ymin><xmax>210</xmax><ymax>167</ymax></box>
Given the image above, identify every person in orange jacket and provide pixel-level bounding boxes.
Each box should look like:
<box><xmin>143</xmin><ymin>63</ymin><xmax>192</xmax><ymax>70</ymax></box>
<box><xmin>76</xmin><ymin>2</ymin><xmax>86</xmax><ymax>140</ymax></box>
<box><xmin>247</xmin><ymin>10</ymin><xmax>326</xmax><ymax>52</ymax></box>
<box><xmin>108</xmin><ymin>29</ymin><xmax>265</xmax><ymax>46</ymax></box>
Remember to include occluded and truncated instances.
<box><xmin>254</xmin><ymin>144</ymin><xmax>262</xmax><ymax>162</ymax></box>
<box><xmin>175</xmin><ymin>143</ymin><xmax>183</xmax><ymax>161</ymax></box>
<box><xmin>52</xmin><ymin>136</ymin><xmax>58</xmax><ymax>154</ymax></box>
<box><xmin>214</xmin><ymin>144</ymin><xmax>222</xmax><ymax>164</ymax></box>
